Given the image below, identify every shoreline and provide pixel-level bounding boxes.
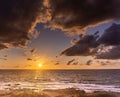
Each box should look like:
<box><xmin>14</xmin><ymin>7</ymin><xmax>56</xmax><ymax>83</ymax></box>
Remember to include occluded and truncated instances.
<box><xmin>0</xmin><ymin>88</ymin><xmax>119</xmax><ymax>97</ymax></box>
<box><xmin>1</xmin><ymin>81</ymin><xmax>120</xmax><ymax>93</ymax></box>
<box><xmin>0</xmin><ymin>69</ymin><xmax>120</xmax><ymax>71</ymax></box>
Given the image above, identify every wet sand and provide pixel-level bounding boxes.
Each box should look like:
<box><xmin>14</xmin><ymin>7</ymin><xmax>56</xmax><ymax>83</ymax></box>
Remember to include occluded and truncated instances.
<box><xmin>0</xmin><ymin>88</ymin><xmax>119</xmax><ymax>97</ymax></box>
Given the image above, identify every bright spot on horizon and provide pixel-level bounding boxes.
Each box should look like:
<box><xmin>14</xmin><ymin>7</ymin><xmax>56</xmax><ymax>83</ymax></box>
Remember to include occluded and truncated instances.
<box><xmin>38</xmin><ymin>63</ymin><xmax>43</xmax><ymax>68</ymax></box>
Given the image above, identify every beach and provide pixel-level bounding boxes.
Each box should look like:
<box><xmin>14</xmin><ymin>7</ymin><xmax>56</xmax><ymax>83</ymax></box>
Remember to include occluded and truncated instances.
<box><xmin>0</xmin><ymin>88</ymin><xmax>119</xmax><ymax>97</ymax></box>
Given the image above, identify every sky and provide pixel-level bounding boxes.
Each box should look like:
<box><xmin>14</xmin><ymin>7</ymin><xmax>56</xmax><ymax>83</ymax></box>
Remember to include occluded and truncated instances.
<box><xmin>0</xmin><ymin>0</ymin><xmax>120</xmax><ymax>69</ymax></box>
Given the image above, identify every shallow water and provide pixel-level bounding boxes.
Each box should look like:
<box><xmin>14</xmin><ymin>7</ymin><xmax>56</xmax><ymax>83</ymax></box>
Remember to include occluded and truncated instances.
<box><xmin>0</xmin><ymin>69</ymin><xmax>120</xmax><ymax>92</ymax></box>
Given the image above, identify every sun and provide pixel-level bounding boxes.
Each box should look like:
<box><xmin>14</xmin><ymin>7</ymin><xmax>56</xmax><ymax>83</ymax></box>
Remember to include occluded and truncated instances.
<box><xmin>38</xmin><ymin>63</ymin><xmax>43</xmax><ymax>68</ymax></box>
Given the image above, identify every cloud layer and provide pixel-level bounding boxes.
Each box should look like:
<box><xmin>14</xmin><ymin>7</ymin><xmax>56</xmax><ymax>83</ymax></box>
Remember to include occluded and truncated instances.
<box><xmin>0</xmin><ymin>0</ymin><xmax>120</xmax><ymax>60</ymax></box>
<box><xmin>45</xmin><ymin>0</ymin><xmax>120</xmax><ymax>34</ymax></box>
<box><xmin>61</xmin><ymin>23</ymin><xmax>120</xmax><ymax>59</ymax></box>
<box><xmin>61</xmin><ymin>33</ymin><xmax>99</xmax><ymax>56</ymax></box>
<box><xmin>0</xmin><ymin>0</ymin><xmax>44</xmax><ymax>49</ymax></box>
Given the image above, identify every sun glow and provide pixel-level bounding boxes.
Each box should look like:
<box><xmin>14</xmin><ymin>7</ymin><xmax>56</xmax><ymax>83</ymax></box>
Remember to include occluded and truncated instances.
<box><xmin>38</xmin><ymin>63</ymin><xmax>43</xmax><ymax>68</ymax></box>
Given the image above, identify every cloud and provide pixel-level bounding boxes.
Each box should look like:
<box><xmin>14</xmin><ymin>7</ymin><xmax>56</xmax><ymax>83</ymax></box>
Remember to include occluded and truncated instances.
<box><xmin>0</xmin><ymin>58</ymin><xmax>7</xmax><ymax>60</ymax></box>
<box><xmin>66</xmin><ymin>59</ymin><xmax>75</xmax><ymax>65</ymax></box>
<box><xmin>61</xmin><ymin>23</ymin><xmax>120</xmax><ymax>59</ymax></box>
<box><xmin>95</xmin><ymin>60</ymin><xmax>113</xmax><ymax>66</ymax></box>
<box><xmin>0</xmin><ymin>0</ymin><xmax>120</xmax><ymax>61</ymax></box>
<box><xmin>72</xmin><ymin>62</ymin><xmax>78</xmax><ymax>65</ymax></box>
<box><xmin>27</xmin><ymin>58</ymin><xmax>32</xmax><ymax>61</ymax></box>
<box><xmin>4</xmin><ymin>55</ymin><xmax>7</xmax><ymax>57</ymax></box>
<box><xmin>98</xmin><ymin>23</ymin><xmax>120</xmax><ymax>45</ymax></box>
<box><xmin>44</xmin><ymin>0</ymin><xmax>120</xmax><ymax>60</ymax></box>
<box><xmin>96</xmin><ymin>45</ymin><xmax>120</xmax><ymax>59</ymax></box>
<box><xmin>61</xmin><ymin>32</ymin><xmax>99</xmax><ymax>56</ymax></box>
<box><xmin>0</xmin><ymin>44</ymin><xmax>8</xmax><ymax>50</ymax></box>
<box><xmin>45</xmin><ymin>0</ymin><xmax>120</xmax><ymax>34</ymax></box>
<box><xmin>0</xmin><ymin>0</ymin><xmax>44</xmax><ymax>49</ymax></box>
<box><xmin>71</xmin><ymin>38</ymin><xmax>78</xmax><ymax>45</ymax></box>
<box><xmin>54</xmin><ymin>62</ymin><xmax>60</xmax><ymax>65</ymax></box>
<box><xmin>30</xmin><ymin>48</ymin><xmax>36</xmax><ymax>53</ymax></box>
<box><xmin>86</xmin><ymin>60</ymin><xmax>93</xmax><ymax>65</ymax></box>
<box><xmin>95</xmin><ymin>23</ymin><xmax>120</xmax><ymax>59</ymax></box>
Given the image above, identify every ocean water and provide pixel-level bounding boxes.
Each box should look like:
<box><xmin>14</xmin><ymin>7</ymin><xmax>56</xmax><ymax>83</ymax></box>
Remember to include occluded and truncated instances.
<box><xmin>0</xmin><ymin>69</ymin><xmax>120</xmax><ymax>92</ymax></box>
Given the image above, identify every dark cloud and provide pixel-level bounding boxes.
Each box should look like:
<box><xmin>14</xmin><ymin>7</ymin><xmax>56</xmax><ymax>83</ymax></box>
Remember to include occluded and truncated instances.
<box><xmin>72</xmin><ymin>62</ymin><xmax>78</xmax><ymax>65</ymax></box>
<box><xmin>0</xmin><ymin>58</ymin><xmax>7</xmax><ymax>60</ymax></box>
<box><xmin>96</xmin><ymin>60</ymin><xmax>111</xmax><ymax>66</ymax></box>
<box><xmin>45</xmin><ymin>0</ymin><xmax>120</xmax><ymax>34</ymax></box>
<box><xmin>30</xmin><ymin>48</ymin><xmax>36</xmax><ymax>53</ymax></box>
<box><xmin>44</xmin><ymin>0</ymin><xmax>120</xmax><ymax>60</ymax></box>
<box><xmin>86</xmin><ymin>60</ymin><xmax>92</xmax><ymax>65</ymax></box>
<box><xmin>4</xmin><ymin>55</ymin><xmax>7</xmax><ymax>57</ymax></box>
<box><xmin>61</xmin><ymin>33</ymin><xmax>99</xmax><ymax>56</ymax></box>
<box><xmin>61</xmin><ymin>44</ymin><xmax>90</xmax><ymax>56</ymax></box>
<box><xmin>0</xmin><ymin>0</ymin><xmax>120</xmax><ymax>61</ymax></box>
<box><xmin>0</xmin><ymin>0</ymin><xmax>44</xmax><ymax>49</ymax></box>
<box><xmin>71</xmin><ymin>38</ymin><xmax>78</xmax><ymax>45</ymax></box>
<box><xmin>96</xmin><ymin>46</ymin><xmax>120</xmax><ymax>59</ymax></box>
<box><xmin>0</xmin><ymin>44</ymin><xmax>8</xmax><ymax>50</ymax></box>
<box><xmin>98</xmin><ymin>23</ymin><xmax>120</xmax><ymax>45</ymax></box>
<box><xmin>27</xmin><ymin>58</ymin><xmax>32</xmax><ymax>61</ymax></box>
<box><xmin>95</xmin><ymin>23</ymin><xmax>120</xmax><ymax>59</ymax></box>
<box><xmin>54</xmin><ymin>62</ymin><xmax>60</xmax><ymax>65</ymax></box>
<box><xmin>100</xmin><ymin>62</ymin><xmax>108</xmax><ymax>66</ymax></box>
<box><xmin>61</xmin><ymin>23</ymin><xmax>120</xmax><ymax>59</ymax></box>
<box><xmin>66</xmin><ymin>59</ymin><xmax>75</xmax><ymax>65</ymax></box>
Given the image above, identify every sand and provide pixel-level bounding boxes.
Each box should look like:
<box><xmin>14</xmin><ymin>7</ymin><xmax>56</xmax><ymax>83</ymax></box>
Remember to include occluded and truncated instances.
<box><xmin>0</xmin><ymin>88</ymin><xmax>119</xmax><ymax>97</ymax></box>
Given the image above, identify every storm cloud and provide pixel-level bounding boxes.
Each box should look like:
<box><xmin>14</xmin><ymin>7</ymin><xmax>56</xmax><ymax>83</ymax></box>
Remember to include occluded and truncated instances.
<box><xmin>98</xmin><ymin>23</ymin><xmax>120</xmax><ymax>45</ymax></box>
<box><xmin>0</xmin><ymin>0</ymin><xmax>120</xmax><ymax>61</ymax></box>
<box><xmin>1</xmin><ymin>0</ymin><xmax>120</xmax><ymax>49</ymax></box>
<box><xmin>94</xmin><ymin>23</ymin><xmax>120</xmax><ymax>59</ymax></box>
<box><xmin>61</xmin><ymin>23</ymin><xmax>120</xmax><ymax>59</ymax></box>
<box><xmin>96</xmin><ymin>46</ymin><xmax>120</xmax><ymax>59</ymax></box>
<box><xmin>44</xmin><ymin>0</ymin><xmax>120</xmax><ymax>60</ymax></box>
<box><xmin>61</xmin><ymin>32</ymin><xmax>99</xmax><ymax>56</ymax></box>
<box><xmin>0</xmin><ymin>0</ymin><xmax>44</xmax><ymax>49</ymax></box>
<box><xmin>45</xmin><ymin>0</ymin><xmax>120</xmax><ymax>34</ymax></box>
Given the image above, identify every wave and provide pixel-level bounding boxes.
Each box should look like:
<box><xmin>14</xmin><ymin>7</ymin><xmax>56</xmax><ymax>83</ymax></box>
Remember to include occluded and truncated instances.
<box><xmin>0</xmin><ymin>81</ymin><xmax>120</xmax><ymax>93</ymax></box>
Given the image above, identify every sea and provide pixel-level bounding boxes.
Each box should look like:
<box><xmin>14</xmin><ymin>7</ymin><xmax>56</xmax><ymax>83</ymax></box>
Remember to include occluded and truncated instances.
<box><xmin>0</xmin><ymin>69</ymin><xmax>120</xmax><ymax>92</ymax></box>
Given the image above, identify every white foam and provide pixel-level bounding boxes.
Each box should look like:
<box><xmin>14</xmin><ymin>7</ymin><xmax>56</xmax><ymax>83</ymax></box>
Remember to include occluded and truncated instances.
<box><xmin>0</xmin><ymin>81</ymin><xmax>120</xmax><ymax>93</ymax></box>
